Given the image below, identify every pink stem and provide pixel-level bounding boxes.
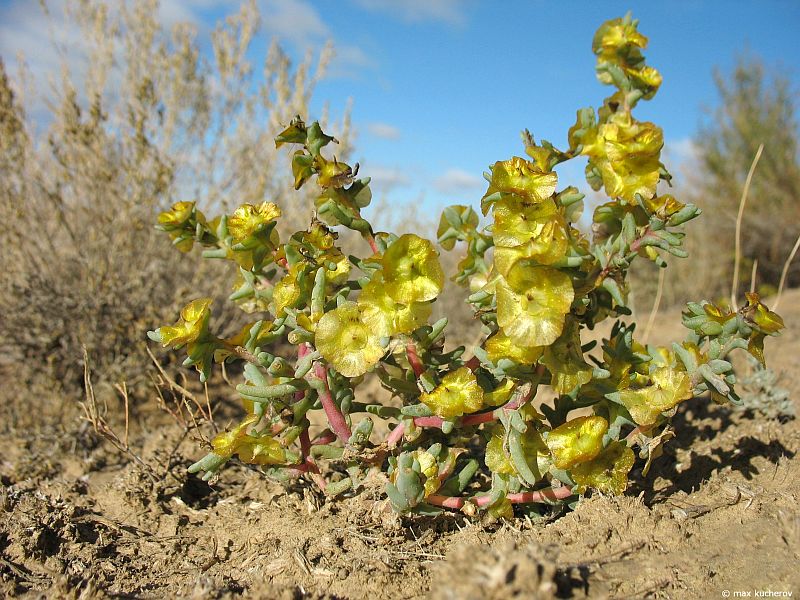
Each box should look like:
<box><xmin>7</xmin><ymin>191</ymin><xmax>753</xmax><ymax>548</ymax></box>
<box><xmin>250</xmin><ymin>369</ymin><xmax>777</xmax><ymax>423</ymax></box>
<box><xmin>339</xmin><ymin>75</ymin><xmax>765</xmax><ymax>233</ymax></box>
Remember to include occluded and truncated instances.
<box><xmin>387</xmin><ymin>423</ymin><xmax>406</xmax><ymax>448</ymax></box>
<box><xmin>385</xmin><ymin>391</ymin><xmax>533</xmax><ymax>446</ymax></box>
<box><xmin>367</xmin><ymin>234</ymin><xmax>379</xmax><ymax>255</ymax></box>
<box><xmin>311</xmin><ymin>429</ymin><xmax>337</xmax><ymax>446</ymax></box>
<box><xmin>426</xmin><ymin>485</ymin><xmax>573</xmax><ymax>510</ymax></box>
<box><xmin>313</xmin><ymin>363</ymin><xmax>352</xmax><ymax>443</ymax></box>
<box><xmin>406</xmin><ymin>341</ymin><xmax>425</xmax><ymax>378</ymax></box>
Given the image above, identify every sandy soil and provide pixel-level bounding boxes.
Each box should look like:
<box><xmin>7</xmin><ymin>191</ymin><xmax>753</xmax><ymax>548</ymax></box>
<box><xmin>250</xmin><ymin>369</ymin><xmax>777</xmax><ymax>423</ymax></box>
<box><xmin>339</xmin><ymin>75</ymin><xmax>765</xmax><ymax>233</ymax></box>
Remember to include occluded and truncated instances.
<box><xmin>1</xmin><ymin>292</ymin><xmax>799</xmax><ymax>599</ymax></box>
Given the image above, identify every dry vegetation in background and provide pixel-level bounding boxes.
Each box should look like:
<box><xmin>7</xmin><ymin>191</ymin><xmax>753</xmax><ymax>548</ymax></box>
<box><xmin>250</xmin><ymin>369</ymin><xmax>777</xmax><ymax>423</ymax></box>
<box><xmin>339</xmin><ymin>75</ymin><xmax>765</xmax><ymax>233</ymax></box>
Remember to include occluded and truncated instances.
<box><xmin>629</xmin><ymin>56</ymin><xmax>800</xmax><ymax>314</ymax></box>
<box><xmin>0</xmin><ymin>0</ymin><xmax>351</xmax><ymax>420</ymax></box>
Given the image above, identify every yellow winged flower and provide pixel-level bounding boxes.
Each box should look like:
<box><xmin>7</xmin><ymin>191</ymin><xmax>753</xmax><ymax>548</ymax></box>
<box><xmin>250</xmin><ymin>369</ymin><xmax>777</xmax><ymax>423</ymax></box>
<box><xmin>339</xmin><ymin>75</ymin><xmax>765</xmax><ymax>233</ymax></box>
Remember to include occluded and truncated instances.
<box><xmin>571</xmin><ymin>441</ymin><xmax>635</xmax><ymax>495</ymax></box>
<box><xmin>540</xmin><ymin>319</ymin><xmax>593</xmax><ymax>395</ymax></box>
<box><xmin>211</xmin><ymin>415</ymin><xmax>288</xmax><ymax>466</ymax></box>
<box><xmin>227</xmin><ymin>202</ymin><xmax>281</xmax><ymax>244</ymax></box>
<box><xmin>381</xmin><ymin>234</ymin><xmax>445</xmax><ymax>304</ymax></box>
<box><xmin>545</xmin><ymin>415</ymin><xmax>608</xmax><ymax>469</ymax></box>
<box><xmin>158</xmin><ymin>298</ymin><xmax>212</xmax><ymax>348</ymax></box>
<box><xmin>495</xmin><ymin>262</ymin><xmax>574</xmax><ymax>347</ymax></box>
<box><xmin>481</xmin><ymin>157</ymin><xmax>558</xmax><ymax>214</ymax></box>
<box><xmin>314</xmin><ymin>302</ymin><xmax>385</xmax><ymax>377</ymax></box>
<box><xmin>618</xmin><ymin>367</ymin><xmax>692</xmax><ymax>426</ymax></box>
<box><xmin>485</xmin><ymin>423</ymin><xmax>551</xmax><ymax>478</ymax></box>
<box><xmin>420</xmin><ymin>367</ymin><xmax>484</xmax><ymax>418</ymax></box>
<box><xmin>158</xmin><ymin>201</ymin><xmax>195</xmax><ymax>228</ymax></box>
<box><xmin>485</xmin><ymin>331</ymin><xmax>543</xmax><ymax>365</ymax></box>
<box><xmin>358</xmin><ymin>274</ymin><xmax>431</xmax><ymax>337</ymax></box>
<box><xmin>592</xmin><ymin>17</ymin><xmax>648</xmax><ymax>61</ymax></box>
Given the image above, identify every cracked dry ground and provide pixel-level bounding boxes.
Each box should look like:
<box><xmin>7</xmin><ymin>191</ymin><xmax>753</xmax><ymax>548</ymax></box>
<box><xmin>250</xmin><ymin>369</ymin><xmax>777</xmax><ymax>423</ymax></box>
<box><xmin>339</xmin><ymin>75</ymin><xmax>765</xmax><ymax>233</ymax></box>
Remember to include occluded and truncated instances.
<box><xmin>1</xmin><ymin>291</ymin><xmax>799</xmax><ymax>599</ymax></box>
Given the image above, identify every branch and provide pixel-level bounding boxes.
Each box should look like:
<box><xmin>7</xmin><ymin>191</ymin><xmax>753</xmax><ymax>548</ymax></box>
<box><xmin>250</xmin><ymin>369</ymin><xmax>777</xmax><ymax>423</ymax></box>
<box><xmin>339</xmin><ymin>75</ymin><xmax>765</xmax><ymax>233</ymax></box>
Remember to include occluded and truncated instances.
<box><xmin>426</xmin><ymin>485</ymin><xmax>574</xmax><ymax>510</ymax></box>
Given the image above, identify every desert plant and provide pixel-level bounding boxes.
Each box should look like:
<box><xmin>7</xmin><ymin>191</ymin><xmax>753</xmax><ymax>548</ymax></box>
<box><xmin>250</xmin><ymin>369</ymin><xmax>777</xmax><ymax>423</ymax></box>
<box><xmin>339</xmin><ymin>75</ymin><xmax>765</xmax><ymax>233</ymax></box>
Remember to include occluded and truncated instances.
<box><xmin>0</xmin><ymin>0</ymin><xmax>346</xmax><ymax>408</ymax></box>
<box><xmin>149</xmin><ymin>15</ymin><xmax>784</xmax><ymax>517</ymax></box>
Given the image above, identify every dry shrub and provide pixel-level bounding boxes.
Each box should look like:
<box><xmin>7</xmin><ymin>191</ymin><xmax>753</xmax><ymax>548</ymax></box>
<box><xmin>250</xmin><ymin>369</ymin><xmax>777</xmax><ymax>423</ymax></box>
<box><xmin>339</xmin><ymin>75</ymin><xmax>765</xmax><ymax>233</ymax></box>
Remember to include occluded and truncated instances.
<box><xmin>0</xmin><ymin>0</ymin><xmax>349</xmax><ymax>415</ymax></box>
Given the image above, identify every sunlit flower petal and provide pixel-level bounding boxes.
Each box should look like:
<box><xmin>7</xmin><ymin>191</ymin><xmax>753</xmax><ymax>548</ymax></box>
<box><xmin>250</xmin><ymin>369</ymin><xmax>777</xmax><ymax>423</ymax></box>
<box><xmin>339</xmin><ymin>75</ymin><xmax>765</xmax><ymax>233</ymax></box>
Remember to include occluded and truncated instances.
<box><xmin>481</xmin><ymin>157</ymin><xmax>558</xmax><ymax>214</ymax></box>
<box><xmin>571</xmin><ymin>441</ymin><xmax>635</xmax><ymax>495</ymax></box>
<box><xmin>420</xmin><ymin>367</ymin><xmax>484</xmax><ymax>418</ymax></box>
<box><xmin>359</xmin><ymin>275</ymin><xmax>431</xmax><ymax>337</ymax></box>
<box><xmin>158</xmin><ymin>298</ymin><xmax>212</xmax><ymax>348</ymax></box>
<box><xmin>618</xmin><ymin>367</ymin><xmax>692</xmax><ymax>426</ymax></box>
<box><xmin>382</xmin><ymin>234</ymin><xmax>445</xmax><ymax>303</ymax></box>
<box><xmin>485</xmin><ymin>423</ymin><xmax>550</xmax><ymax>478</ymax></box>
<box><xmin>227</xmin><ymin>202</ymin><xmax>281</xmax><ymax>243</ymax></box>
<box><xmin>540</xmin><ymin>319</ymin><xmax>593</xmax><ymax>395</ymax></box>
<box><xmin>545</xmin><ymin>415</ymin><xmax>608</xmax><ymax>469</ymax></box>
<box><xmin>485</xmin><ymin>331</ymin><xmax>543</xmax><ymax>365</ymax></box>
<box><xmin>315</xmin><ymin>302</ymin><xmax>385</xmax><ymax>377</ymax></box>
<box><xmin>157</xmin><ymin>201</ymin><xmax>195</xmax><ymax>229</ymax></box>
<box><xmin>495</xmin><ymin>263</ymin><xmax>574</xmax><ymax>347</ymax></box>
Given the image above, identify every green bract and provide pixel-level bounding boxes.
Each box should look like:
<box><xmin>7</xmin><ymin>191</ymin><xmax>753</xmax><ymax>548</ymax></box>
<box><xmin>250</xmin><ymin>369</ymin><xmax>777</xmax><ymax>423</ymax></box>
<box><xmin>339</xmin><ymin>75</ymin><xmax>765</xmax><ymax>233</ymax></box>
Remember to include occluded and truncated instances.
<box><xmin>151</xmin><ymin>14</ymin><xmax>784</xmax><ymax>518</ymax></box>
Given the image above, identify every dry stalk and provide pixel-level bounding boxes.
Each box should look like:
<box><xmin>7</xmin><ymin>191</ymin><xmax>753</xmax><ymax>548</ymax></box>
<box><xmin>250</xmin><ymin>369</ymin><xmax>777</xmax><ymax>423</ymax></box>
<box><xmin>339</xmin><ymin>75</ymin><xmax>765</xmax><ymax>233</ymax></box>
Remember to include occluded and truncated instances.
<box><xmin>774</xmin><ymin>231</ymin><xmax>800</xmax><ymax>311</ymax></box>
<box><xmin>642</xmin><ymin>266</ymin><xmax>665</xmax><ymax>344</ymax></box>
<box><xmin>80</xmin><ymin>348</ymin><xmax>158</xmax><ymax>482</ymax></box>
<box><xmin>731</xmin><ymin>143</ymin><xmax>764</xmax><ymax>309</ymax></box>
<box><xmin>750</xmin><ymin>258</ymin><xmax>759</xmax><ymax>293</ymax></box>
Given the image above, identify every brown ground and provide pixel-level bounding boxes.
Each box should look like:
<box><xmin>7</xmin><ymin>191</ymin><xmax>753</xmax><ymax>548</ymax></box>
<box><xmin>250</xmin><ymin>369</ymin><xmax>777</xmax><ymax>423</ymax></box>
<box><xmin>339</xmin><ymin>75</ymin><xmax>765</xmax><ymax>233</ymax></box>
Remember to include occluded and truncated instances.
<box><xmin>1</xmin><ymin>292</ymin><xmax>799</xmax><ymax>599</ymax></box>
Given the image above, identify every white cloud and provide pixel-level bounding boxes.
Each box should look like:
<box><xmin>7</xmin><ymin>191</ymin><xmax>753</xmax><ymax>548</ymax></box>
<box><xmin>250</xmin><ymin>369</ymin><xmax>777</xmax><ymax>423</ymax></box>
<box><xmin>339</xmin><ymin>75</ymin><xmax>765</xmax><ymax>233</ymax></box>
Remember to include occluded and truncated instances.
<box><xmin>663</xmin><ymin>137</ymin><xmax>698</xmax><ymax>168</ymax></box>
<box><xmin>432</xmin><ymin>168</ymin><xmax>483</xmax><ymax>195</ymax></box>
<box><xmin>350</xmin><ymin>0</ymin><xmax>470</xmax><ymax>26</ymax></box>
<box><xmin>259</xmin><ymin>0</ymin><xmax>375</xmax><ymax>76</ymax></box>
<box><xmin>363</xmin><ymin>164</ymin><xmax>410</xmax><ymax>191</ymax></box>
<box><xmin>366</xmin><ymin>121</ymin><xmax>400</xmax><ymax>140</ymax></box>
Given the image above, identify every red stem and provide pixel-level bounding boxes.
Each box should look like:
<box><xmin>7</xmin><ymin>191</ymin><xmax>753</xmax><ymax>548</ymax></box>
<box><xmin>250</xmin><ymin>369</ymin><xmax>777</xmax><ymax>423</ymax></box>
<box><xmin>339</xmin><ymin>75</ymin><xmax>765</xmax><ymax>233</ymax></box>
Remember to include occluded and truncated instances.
<box><xmin>406</xmin><ymin>341</ymin><xmax>425</xmax><ymax>379</ymax></box>
<box><xmin>311</xmin><ymin>429</ymin><xmax>337</xmax><ymax>446</ymax></box>
<box><xmin>367</xmin><ymin>234</ymin><xmax>379</xmax><ymax>255</ymax></box>
<box><xmin>385</xmin><ymin>389</ymin><xmax>533</xmax><ymax>447</ymax></box>
<box><xmin>426</xmin><ymin>485</ymin><xmax>573</xmax><ymax>510</ymax></box>
<box><xmin>313</xmin><ymin>363</ymin><xmax>352</xmax><ymax>443</ymax></box>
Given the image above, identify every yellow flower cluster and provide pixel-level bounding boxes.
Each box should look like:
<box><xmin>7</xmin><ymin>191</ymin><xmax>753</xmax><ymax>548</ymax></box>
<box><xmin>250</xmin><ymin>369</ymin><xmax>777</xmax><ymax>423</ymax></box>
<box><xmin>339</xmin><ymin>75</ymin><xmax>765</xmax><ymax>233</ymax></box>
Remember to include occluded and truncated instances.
<box><xmin>313</xmin><ymin>234</ymin><xmax>443</xmax><ymax>377</ymax></box>
<box><xmin>227</xmin><ymin>202</ymin><xmax>281</xmax><ymax>244</ymax></box>
<box><xmin>480</xmin><ymin>158</ymin><xmax>574</xmax><ymax>356</ymax></box>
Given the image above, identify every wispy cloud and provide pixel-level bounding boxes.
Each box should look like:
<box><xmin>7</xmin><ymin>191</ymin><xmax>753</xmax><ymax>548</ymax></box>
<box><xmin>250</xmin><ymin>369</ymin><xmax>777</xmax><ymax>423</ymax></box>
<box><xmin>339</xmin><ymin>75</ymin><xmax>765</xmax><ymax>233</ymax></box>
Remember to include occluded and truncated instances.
<box><xmin>259</xmin><ymin>0</ymin><xmax>375</xmax><ymax>76</ymax></box>
<box><xmin>366</xmin><ymin>122</ymin><xmax>401</xmax><ymax>140</ymax></box>
<box><xmin>350</xmin><ymin>0</ymin><xmax>471</xmax><ymax>26</ymax></box>
<box><xmin>363</xmin><ymin>164</ymin><xmax>410</xmax><ymax>192</ymax></box>
<box><xmin>432</xmin><ymin>168</ymin><xmax>484</xmax><ymax>195</ymax></box>
<box><xmin>662</xmin><ymin>137</ymin><xmax>698</xmax><ymax>171</ymax></box>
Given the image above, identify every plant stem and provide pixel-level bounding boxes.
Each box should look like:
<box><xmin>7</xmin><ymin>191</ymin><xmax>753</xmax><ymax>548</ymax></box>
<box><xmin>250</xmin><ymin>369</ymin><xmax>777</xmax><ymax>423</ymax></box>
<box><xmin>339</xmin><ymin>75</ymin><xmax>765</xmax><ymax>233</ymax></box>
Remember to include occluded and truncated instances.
<box><xmin>426</xmin><ymin>485</ymin><xmax>573</xmax><ymax>510</ymax></box>
<box><xmin>386</xmin><ymin>387</ymin><xmax>532</xmax><ymax>447</ymax></box>
<box><xmin>313</xmin><ymin>363</ymin><xmax>352</xmax><ymax>443</ymax></box>
<box><xmin>386</xmin><ymin>423</ymin><xmax>405</xmax><ymax>448</ymax></box>
<box><xmin>406</xmin><ymin>341</ymin><xmax>425</xmax><ymax>378</ymax></box>
<box><xmin>312</xmin><ymin>429</ymin><xmax>337</xmax><ymax>446</ymax></box>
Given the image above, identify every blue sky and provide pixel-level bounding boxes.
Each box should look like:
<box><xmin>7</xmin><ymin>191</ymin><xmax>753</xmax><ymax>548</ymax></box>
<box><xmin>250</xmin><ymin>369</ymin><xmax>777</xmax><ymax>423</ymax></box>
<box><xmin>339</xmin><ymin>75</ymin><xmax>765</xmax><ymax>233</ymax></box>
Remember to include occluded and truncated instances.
<box><xmin>2</xmin><ymin>0</ymin><xmax>799</xmax><ymax>218</ymax></box>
